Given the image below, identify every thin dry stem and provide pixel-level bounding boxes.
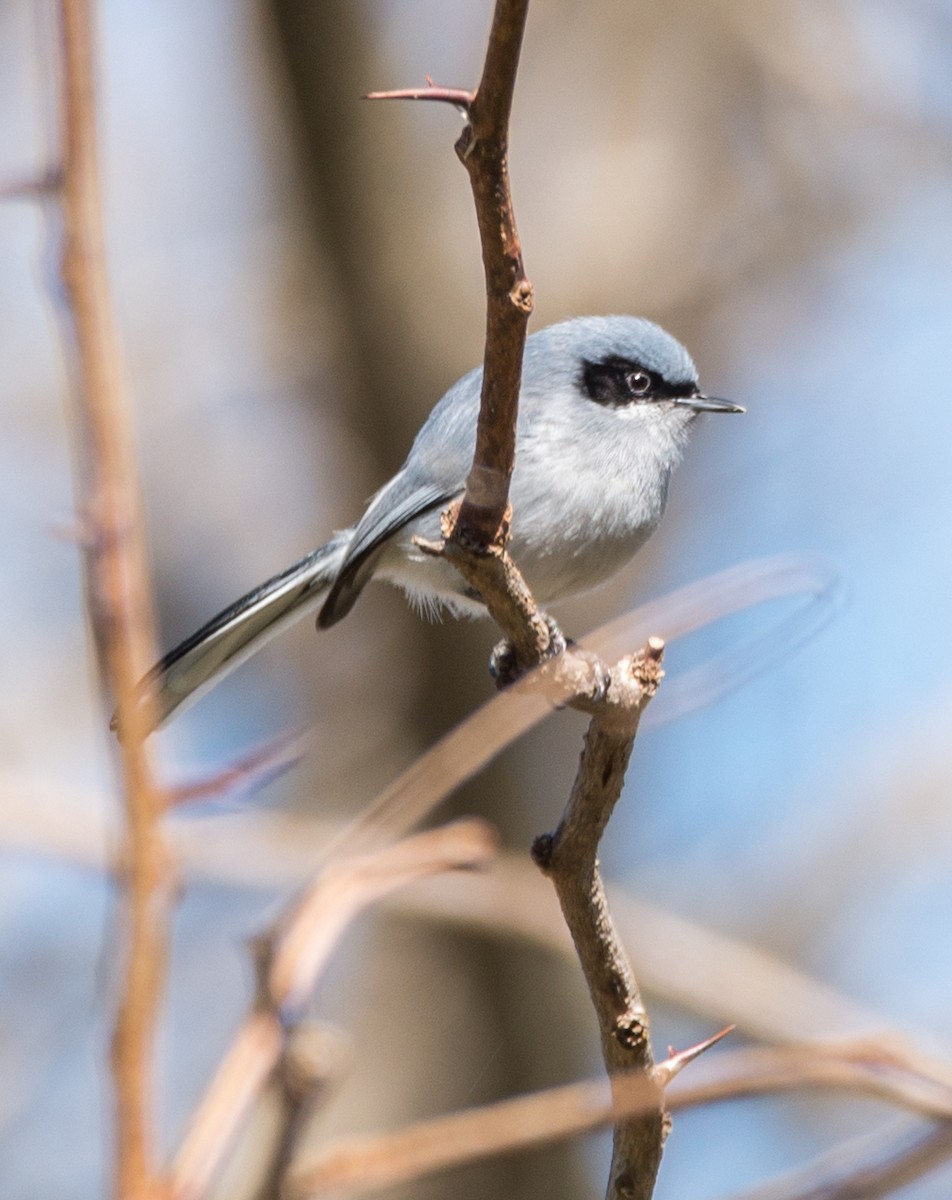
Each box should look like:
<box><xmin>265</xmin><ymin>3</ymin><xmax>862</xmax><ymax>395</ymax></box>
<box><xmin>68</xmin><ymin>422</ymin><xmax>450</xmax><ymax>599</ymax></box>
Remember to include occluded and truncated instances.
<box><xmin>287</xmin><ymin>1041</ymin><xmax>952</xmax><ymax>1200</ymax></box>
<box><xmin>533</xmin><ymin>640</ymin><xmax>667</xmax><ymax>1200</ymax></box>
<box><xmin>167</xmin><ymin>728</ymin><xmax>307</xmax><ymax>808</ymax></box>
<box><xmin>366</xmin><ymin>28</ymin><xmax>763</xmax><ymax>1200</ymax></box>
<box><xmin>0</xmin><ymin>167</ymin><xmax>62</xmax><ymax>200</ymax></box>
<box><xmin>172</xmin><ymin>1011</ymin><xmax>284</xmax><ymax>1200</ymax></box>
<box><xmin>265</xmin><ymin>819</ymin><xmax>498</xmax><ymax>1013</ymax></box>
<box><xmin>288</xmin><ymin>1069</ymin><xmax>661</xmax><ymax>1200</ymax></box>
<box><xmin>450</xmin><ymin>0</ymin><xmax>534</xmax><ymax>552</ymax></box>
<box><xmin>169</xmin><ymin>820</ymin><xmax>497</xmax><ymax>1200</ymax></box>
<box><xmin>726</xmin><ymin>1119</ymin><xmax>952</xmax><ymax>1200</ymax></box>
<box><xmin>365</xmin><ymin>85</ymin><xmax>473</xmax><ymax>109</ymax></box>
<box><xmin>368</xmin><ymin>0</ymin><xmax>538</xmax><ymax>651</ymax></box>
<box><xmin>250</xmin><ymin>1025</ymin><xmax>352</xmax><ymax>1200</ymax></box>
<box><xmin>55</xmin><ymin>2</ymin><xmax>170</xmax><ymax>1196</ymax></box>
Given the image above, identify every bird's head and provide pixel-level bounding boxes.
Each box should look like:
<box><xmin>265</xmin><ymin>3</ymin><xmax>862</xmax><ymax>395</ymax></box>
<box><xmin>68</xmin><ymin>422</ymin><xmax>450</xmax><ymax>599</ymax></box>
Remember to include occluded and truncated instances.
<box><xmin>555</xmin><ymin>315</ymin><xmax>743</xmax><ymax>430</ymax></box>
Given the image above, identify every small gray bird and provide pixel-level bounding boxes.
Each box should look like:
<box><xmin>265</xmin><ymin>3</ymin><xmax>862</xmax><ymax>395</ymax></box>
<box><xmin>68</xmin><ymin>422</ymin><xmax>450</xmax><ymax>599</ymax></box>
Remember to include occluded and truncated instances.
<box><xmin>133</xmin><ymin>316</ymin><xmax>742</xmax><ymax>730</ymax></box>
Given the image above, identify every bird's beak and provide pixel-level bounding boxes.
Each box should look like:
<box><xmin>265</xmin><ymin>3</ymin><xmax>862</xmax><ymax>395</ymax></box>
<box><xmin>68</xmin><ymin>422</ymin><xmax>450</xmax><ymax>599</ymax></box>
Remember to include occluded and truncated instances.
<box><xmin>676</xmin><ymin>393</ymin><xmax>745</xmax><ymax>414</ymax></box>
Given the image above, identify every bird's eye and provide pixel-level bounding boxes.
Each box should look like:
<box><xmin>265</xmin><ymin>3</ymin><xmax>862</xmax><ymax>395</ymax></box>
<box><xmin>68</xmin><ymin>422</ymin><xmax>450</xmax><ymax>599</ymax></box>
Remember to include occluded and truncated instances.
<box><xmin>625</xmin><ymin>370</ymin><xmax>652</xmax><ymax>396</ymax></box>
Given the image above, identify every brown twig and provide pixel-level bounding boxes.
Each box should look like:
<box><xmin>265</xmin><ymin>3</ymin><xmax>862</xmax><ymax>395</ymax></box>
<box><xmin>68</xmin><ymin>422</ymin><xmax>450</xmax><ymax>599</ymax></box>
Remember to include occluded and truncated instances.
<box><xmin>171</xmin><ymin>1009</ymin><xmax>284</xmax><ymax>1200</ymax></box>
<box><xmin>287</xmin><ymin>1041</ymin><xmax>952</xmax><ymax>1200</ymax></box>
<box><xmin>169</xmin><ymin>820</ymin><xmax>497</xmax><ymax>1200</ymax></box>
<box><xmin>726</xmin><ymin>1118</ymin><xmax>952</xmax><ymax>1200</ymax></box>
<box><xmin>533</xmin><ymin>639</ymin><xmax>668</xmax><ymax>1200</ymax></box>
<box><xmin>369</xmin><ymin>24</ymin><xmax>704</xmax><ymax>1197</ymax></box>
<box><xmin>54</xmin><ymin>2</ymin><xmax>170</xmax><ymax>1196</ymax></box>
<box><xmin>250</xmin><ymin>1024</ymin><xmax>352</xmax><ymax>1200</ymax></box>
<box><xmin>449</xmin><ymin>0</ymin><xmax>534</xmax><ymax>551</ymax></box>
<box><xmin>370</xmin><ymin>3</ymin><xmax>534</xmax><ymax>545</ymax></box>
<box><xmin>368</xmin><ymin>0</ymin><xmax>546</xmax><ymax>662</ymax></box>
<box><xmin>287</xmin><ymin>1066</ymin><xmax>660</xmax><ymax>1200</ymax></box>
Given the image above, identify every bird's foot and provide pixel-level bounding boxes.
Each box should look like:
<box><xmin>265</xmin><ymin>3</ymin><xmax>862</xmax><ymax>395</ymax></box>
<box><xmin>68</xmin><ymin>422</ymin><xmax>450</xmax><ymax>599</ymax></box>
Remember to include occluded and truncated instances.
<box><xmin>489</xmin><ymin>614</ymin><xmax>568</xmax><ymax>689</ymax></box>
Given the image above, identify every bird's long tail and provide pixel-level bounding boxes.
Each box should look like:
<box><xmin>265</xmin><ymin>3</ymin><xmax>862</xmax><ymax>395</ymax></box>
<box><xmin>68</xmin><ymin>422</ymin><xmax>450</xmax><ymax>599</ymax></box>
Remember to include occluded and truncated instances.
<box><xmin>121</xmin><ymin>537</ymin><xmax>348</xmax><ymax>733</ymax></box>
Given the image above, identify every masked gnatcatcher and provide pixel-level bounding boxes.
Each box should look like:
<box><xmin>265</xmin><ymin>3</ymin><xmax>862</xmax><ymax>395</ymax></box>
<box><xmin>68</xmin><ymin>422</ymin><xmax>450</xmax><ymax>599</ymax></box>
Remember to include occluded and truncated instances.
<box><xmin>129</xmin><ymin>315</ymin><xmax>742</xmax><ymax>731</ymax></box>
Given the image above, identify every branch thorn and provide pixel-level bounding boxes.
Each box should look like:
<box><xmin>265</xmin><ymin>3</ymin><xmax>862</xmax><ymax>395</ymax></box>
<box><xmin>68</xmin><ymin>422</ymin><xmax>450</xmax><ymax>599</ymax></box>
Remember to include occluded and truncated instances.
<box><xmin>364</xmin><ymin>82</ymin><xmax>473</xmax><ymax>115</ymax></box>
<box><xmin>653</xmin><ymin>1025</ymin><xmax>736</xmax><ymax>1088</ymax></box>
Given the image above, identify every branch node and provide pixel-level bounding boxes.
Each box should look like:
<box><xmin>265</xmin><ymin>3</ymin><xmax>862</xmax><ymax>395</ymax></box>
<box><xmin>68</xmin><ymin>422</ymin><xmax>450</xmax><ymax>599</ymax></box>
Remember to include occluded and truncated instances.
<box><xmin>613</xmin><ymin>1170</ymin><xmax>637</xmax><ymax>1199</ymax></box>
<box><xmin>455</xmin><ymin>124</ymin><xmax>476</xmax><ymax>161</ymax></box>
<box><xmin>509</xmin><ymin>279</ymin><xmax>534</xmax><ymax>312</ymax></box>
<box><xmin>411</xmin><ymin>534</ymin><xmax>445</xmax><ymax>559</ymax></box>
<box><xmin>530</xmin><ymin>831</ymin><xmax>556</xmax><ymax>871</ymax></box>
<box><xmin>443</xmin><ymin>495</ymin><xmax>512</xmax><ymax>556</ymax></box>
<box><xmin>630</xmin><ymin>637</ymin><xmax>665</xmax><ymax>694</ymax></box>
<box><xmin>614</xmin><ymin>1015</ymin><xmax>650</xmax><ymax>1052</ymax></box>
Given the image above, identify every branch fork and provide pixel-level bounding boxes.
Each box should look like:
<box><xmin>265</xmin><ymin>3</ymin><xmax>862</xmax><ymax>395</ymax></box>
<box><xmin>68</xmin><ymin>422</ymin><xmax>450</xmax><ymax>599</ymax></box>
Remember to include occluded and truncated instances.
<box><xmin>374</xmin><ymin>6</ymin><xmax>674</xmax><ymax>1194</ymax></box>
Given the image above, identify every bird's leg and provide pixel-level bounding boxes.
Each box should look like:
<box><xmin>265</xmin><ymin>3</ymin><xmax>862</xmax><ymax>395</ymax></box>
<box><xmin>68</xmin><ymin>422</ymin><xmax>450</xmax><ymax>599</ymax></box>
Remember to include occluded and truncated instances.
<box><xmin>489</xmin><ymin>618</ymin><xmax>612</xmax><ymax>704</ymax></box>
<box><xmin>488</xmin><ymin>612</ymin><xmax>567</xmax><ymax>686</ymax></box>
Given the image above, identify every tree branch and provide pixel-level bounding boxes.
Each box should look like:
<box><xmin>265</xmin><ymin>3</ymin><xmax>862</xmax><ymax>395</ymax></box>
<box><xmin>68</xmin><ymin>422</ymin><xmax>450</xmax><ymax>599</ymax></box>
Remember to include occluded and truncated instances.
<box><xmin>451</xmin><ymin>0</ymin><xmax>534</xmax><ymax>548</ymax></box>
<box><xmin>367</xmin><ymin>12</ymin><xmax>674</xmax><ymax>1193</ymax></box>
<box><xmin>287</xmin><ymin>1040</ymin><xmax>952</xmax><ymax>1200</ymax></box>
<box><xmin>368</xmin><ymin>0</ymin><xmax>549</xmax><ymax>663</ymax></box>
<box><xmin>169</xmin><ymin>820</ymin><xmax>497</xmax><ymax>1200</ymax></box>
<box><xmin>533</xmin><ymin>639</ymin><xmax>667</xmax><ymax>1200</ymax></box>
<box><xmin>249</xmin><ymin>1024</ymin><xmax>351</xmax><ymax>1200</ymax></box>
<box><xmin>0</xmin><ymin>167</ymin><xmax>62</xmax><ymax>201</ymax></box>
<box><xmin>726</xmin><ymin>1118</ymin><xmax>952</xmax><ymax>1200</ymax></box>
<box><xmin>54</xmin><ymin>2</ymin><xmax>170</xmax><ymax>1196</ymax></box>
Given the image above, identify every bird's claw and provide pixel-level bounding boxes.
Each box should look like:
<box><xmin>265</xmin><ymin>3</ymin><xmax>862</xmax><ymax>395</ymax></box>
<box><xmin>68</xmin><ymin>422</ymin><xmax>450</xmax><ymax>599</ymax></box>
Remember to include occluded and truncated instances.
<box><xmin>489</xmin><ymin>614</ymin><xmax>568</xmax><ymax>689</ymax></box>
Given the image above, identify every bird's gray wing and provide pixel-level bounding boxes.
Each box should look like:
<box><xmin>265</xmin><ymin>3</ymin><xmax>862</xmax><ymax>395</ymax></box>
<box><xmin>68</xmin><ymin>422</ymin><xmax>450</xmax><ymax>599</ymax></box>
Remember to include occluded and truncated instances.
<box><xmin>318</xmin><ymin>479</ymin><xmax>460</xmax><ymax>627</ymax></box>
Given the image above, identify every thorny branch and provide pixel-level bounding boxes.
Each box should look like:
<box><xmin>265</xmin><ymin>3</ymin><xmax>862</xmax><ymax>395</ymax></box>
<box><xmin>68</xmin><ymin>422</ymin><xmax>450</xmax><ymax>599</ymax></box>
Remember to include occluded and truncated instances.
<box><xmin>287</xmin><ymin>1039</ymin><xmax>952</xmax><ymax>1200</ymax></box>
<box><xmin>368</xmin><ymin>0</ymin><xmax>556</xmax><ymax>668</ymax></box>
<box><xmin>372</xmin><ymin>1</ymin><xmax>533</xmax><ymax>554</ymax></box>
<box><xmin>533</xmin><ymin>640</ymin><xmax>668</xmax><ymax>1200</ymax></box>
<box><xmin>370</xmin><ymin>3</ymin><xmax>673</xmax><ymax>1196</ymax></box>
<box><xmin>54</xmin><ymin>1</ymin><xmax>170</xmax><ymax>1196</ymax></box>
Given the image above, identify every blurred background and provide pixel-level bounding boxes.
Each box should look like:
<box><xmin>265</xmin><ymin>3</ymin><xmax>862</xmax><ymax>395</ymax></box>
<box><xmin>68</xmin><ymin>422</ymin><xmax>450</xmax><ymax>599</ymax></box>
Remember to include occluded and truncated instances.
<box><xmin>2</xmin><ymin>1</ymin><xmax>952</xmax><ymax>1197</ymax></box>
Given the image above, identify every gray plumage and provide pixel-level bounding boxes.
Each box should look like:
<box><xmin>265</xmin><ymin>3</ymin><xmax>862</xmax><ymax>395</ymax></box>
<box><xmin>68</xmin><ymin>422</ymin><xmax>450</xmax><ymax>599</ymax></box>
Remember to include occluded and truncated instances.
<box><xmin>133</xmin><ymin>316</ymin><xmax>741</xmax><ymax>730</ymax></box>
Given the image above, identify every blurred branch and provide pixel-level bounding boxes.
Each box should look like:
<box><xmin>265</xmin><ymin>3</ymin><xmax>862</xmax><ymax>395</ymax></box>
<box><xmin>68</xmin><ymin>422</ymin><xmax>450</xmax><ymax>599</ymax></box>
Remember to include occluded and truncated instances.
<box><xmin>54</xmin><ymin>1</ymin><xmax>169</xmax><ymax>1196</ymax></box>
<box><xmin>287</xmin><ymin>1039</ymin><xmax>952</xmax><ymax>1200</ymax></box>
<box><xmin>250</xmin><ymin>1024</ymin><xmax>352</xmax><ymax>1200</ymax></box>
<box><xmin>0</xmin><ymin>167</ymin><xmax>62</xmax><ymax>201</ymax></box>
<box><xmin>288</xmin><ymin>1064</ymin><xmax>660</xmax><ymax>1200</ymax></box>
<box><xmin>170</xmin><ymin>1009</ymin><xmax>284</xmax><ymax>1200</ymax></box>
<box><xmin>166</xmin><ymin>728</ymin><xmax>308</xmax><ymax>808</ymax></box>
<box><xmin>283</xmin><ymin>556</ymin><xmax>841</xmax><ymax>865</ymax></box>
<box><xmin>169</xmin><ymin>820</ymin><xmax>497</xmax><ymax>1200</ymax></box>
<box><xmin>0</xmin><ymin>786</ymin><xmax>900</xmax><ymax>1045</ymax></box>
<box><xmin>264</xmin><ymin>818</ymin><xmax>496</xmax><ymax>1012</ymax></box>
<box><xmin>533</xmin><ymin>640</ymin><xmax>667</xmax><ymax>1200</ymax></box>
<box><xmin>726</xmin><ymin>1117</ymin><xmax>952</xmax><ymax>1200</ymax></box>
